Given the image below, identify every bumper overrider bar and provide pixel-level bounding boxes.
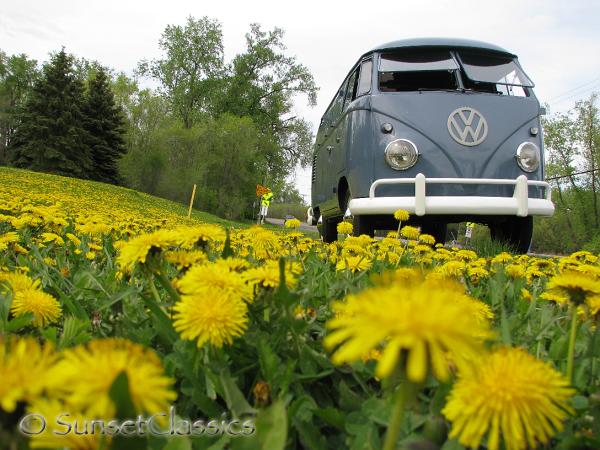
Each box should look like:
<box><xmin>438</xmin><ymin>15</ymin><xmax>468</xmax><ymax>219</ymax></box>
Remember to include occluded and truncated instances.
<box><xmin>348</xmin><ymin>174</ymin><xmax>554</xmax><ymax>217</ymax></box>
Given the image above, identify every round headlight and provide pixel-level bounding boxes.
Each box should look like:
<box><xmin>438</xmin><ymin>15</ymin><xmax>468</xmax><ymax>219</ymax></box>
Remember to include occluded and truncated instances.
<box><xmin>384</xmin><ymin>139</ymin><xmax>419</xmax><ymax>171</ymax></box>
<box><xmin>516</xmin><ymin>142</ymin><xmax>540</xmax><ymax>172</ymax></box>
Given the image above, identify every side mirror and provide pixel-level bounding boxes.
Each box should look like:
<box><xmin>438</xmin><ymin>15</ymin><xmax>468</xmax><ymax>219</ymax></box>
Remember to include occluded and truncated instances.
<box><xmin>539</xmin><ymin>107</ymin><xmax>547</xmax><ymax>116</ymax></box>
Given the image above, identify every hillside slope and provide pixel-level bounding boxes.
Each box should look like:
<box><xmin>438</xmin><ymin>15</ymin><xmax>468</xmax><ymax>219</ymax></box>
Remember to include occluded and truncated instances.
<box><xmin>0</xmin><ymin>167</ymin><xmax>239</xmax><ymax>228</ymax></box>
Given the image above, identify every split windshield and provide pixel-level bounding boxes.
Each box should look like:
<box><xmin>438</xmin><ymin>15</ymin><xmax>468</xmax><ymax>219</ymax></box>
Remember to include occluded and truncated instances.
<box><xmin>378</xmin><ymin>48</ymin><xmax>533</xmax><ymax>96</ymax></box>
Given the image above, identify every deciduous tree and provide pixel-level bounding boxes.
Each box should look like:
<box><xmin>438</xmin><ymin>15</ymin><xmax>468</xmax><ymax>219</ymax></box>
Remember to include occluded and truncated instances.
<box><xmin>137</xmin><ymin>16</ymin><xmax>225</xmax><ymax>128</ymax></box>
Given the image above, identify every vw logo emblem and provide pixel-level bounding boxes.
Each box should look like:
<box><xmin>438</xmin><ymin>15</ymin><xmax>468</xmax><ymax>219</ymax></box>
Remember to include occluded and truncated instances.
<box><xmin>447</xmin><ymin>107</ymin><xmax>488</xmax><ymax>146</ymax></box>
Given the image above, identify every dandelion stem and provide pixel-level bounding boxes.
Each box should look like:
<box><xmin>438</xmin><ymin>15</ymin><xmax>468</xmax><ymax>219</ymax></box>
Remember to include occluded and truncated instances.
<box><xmin>566</xmin><ymin>305</ymin><xmax>578</xmax><ymax>383</ymax></box>
<box><xmin>154</xmin><ymin>270</ymin><xmax>180</xmax><ymax>304</ymax></box>
<box><xmin>383</xmin><ymin>380</ymin><xmax>414</xmax><ymax>450</ymax></box>
<box><xmin>589</xmin><ymin>323</ymin><xmax>598</xmax><ymax>386</ymax></box>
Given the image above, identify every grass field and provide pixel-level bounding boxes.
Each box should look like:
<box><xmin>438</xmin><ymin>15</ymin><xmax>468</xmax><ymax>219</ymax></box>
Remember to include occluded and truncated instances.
<box><xmin>0</xmin><ymin>167</ymin><xmax>598</xmax><ymax>450</ymax></box>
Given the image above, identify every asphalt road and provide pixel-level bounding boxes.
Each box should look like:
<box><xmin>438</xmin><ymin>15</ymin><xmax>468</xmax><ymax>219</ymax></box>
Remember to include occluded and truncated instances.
<box><xmin>266</xmin><ymin>218</ymin><xmax>318</xmax><ymax>233</ymax></box>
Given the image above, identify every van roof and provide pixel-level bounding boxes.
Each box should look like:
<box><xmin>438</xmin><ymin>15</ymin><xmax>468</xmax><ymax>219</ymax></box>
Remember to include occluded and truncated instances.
<box><xmin>368</xmin><ymin>38</ymin><xmax>514</xmax><ymax>56</ymax></box>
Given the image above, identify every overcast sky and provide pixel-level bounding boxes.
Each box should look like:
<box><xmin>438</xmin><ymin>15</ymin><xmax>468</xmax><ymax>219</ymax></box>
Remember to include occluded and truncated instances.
<box><xmin>2</xmin><ymin>0</ymin><xmax>599</xmax><ymax>199</ymax></box>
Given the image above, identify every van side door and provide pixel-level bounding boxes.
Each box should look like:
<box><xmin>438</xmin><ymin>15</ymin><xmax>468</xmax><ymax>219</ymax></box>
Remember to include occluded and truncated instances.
<box><xmin>320</xmin><ymin>81</ymin><xmax>347</xmax><ymax>213</ymax></box>
<box><xmin>338</xmin><ymin>59</ymin><xmax>373</xmax><ymax>200</ymax></box>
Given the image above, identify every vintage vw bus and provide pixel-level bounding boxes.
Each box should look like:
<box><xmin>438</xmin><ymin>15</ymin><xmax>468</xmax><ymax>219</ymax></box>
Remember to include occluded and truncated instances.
<box><xmin>309</xmin><ymin>38</ymin><xmax>553</xmax><ymax>252</ymax></box>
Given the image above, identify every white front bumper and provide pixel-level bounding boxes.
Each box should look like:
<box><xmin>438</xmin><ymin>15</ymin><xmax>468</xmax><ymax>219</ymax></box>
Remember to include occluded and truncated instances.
<box><xmin>348</xmin><ymin>174</ymin><xmax>554</xmax><ymax>217</ymax></box>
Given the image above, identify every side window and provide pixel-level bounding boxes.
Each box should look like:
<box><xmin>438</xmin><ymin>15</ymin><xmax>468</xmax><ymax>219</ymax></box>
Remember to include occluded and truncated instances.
<box><xmin>343</xmin><ymin>69</ymin><xmax>359</xmax><ymax>110</ymax></box>
<box><xmin>356</xmin><ymin>59</ymin><xmax>372</xmax><ymax>96</ymax></box>
<box><xmin>328</xmin><ymin>87</ymin><xmax>346</xmax><ymax>124</ymax></box>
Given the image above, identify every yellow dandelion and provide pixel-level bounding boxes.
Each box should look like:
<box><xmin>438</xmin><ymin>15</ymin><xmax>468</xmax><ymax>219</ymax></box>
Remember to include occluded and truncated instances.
<box><xmin>0</xmin><ymin>231</ymin><xmax>19</xmax><ymax>251</ymax></box>
<box><xmin>284</xmin><ymin>218</ymin><xmax>301</xmax><ymax>229</ymax></box>
<box><xmin>48</xmin><ymin>338</ymin><xmax>175</xmax><ymax>418</ymax></box>
<box><xmin>173</xmin><ymin>292</ymin><xmax>248</xmax><ymax>348</ymax></box>
<box><xmin>0</xmin><ymin>271</ymin><xmax>40</xmax><ymax>294</ymax></box>
<box><xmin>587</xmin><ymin>295</ymin><xmax>600</xmax><ymax>319</ymax></box>
<box><xmin>443</xmin><ymin>347</ymin><xmax>574</xmax><ymax>450</ymax></box>
<box><xmin>11</xmin><ymin>289</ymin><xmax>62</xmax><ymax>327</ymax></box>
<box><xmin>521</xmin><ymin>288</ymin><xmax>533</xmax><ymax>301</ymax></box>
<box><xmin>176</xmin><ymin>261</ymin><xmax>253</xmax><ymax>302</ymax></box>
<box><xmin>165</xmin><ymin>250</ymin><xmax>208</xmax><ymax>270</ymax></box>
<box><xmin>491</xmin><ymin>252</ymin><xmax>513</xmax><ymax>264</ymax></box>
<box><xmin>65</xmin><ymin>232</ymin><xmax>81</xmax><ymax>246</ymax></box>
<box><xmin>248</xmin><ymin>227</ymin><xmax>281</xmax><ymax>260</ymax></box>
<box><xmin>337</xmin><ymin>221</ymin><xmax>354</xmax><ymax>235</ymax></box>
<box><xmin>27</xmin><ymin>398</ymin><xmax>104</xmax><ymax>450</ymax></box>
<box><xmin>336</xmin><ymin>256</ymin><xmax>372</xmax><ymax>273</ymax></box>
<box><xmin>419</xmin><ymin>234</ymin><xmax>436</xmax><ymax>245</ymax></box>
<box><xmin>455</xmin><ymin>250</ymin><xmax>478</xmax><ymax>262</ymax></box>
<box><xmin>400</xmin><ymin>225</ymin><xmax>420</xmax><ymax>240</ymax></box>
<box><xmin>505</xmin><ymin>263</ymin><xmax>526</xmax><ymax>279</ymax></box>
<box><xmin>467</xmin><ymin>266</ymin><xmax>489</xmax><ymax>284</ymax></box>
<box><xmin>545</xmin><ymin>271</ymin><xmax>600</xmax><ymax>304</ymax></box>
<box><xmin>435</xmin><ymin>260</ymin><xmax>466</xmax><ymax>278</ymax></box>
<box><xmin>243</xmin><ymin>260</ymin><xmax>297</xmax><ymax>289</ymax></box>
<box><xmin>325</xmin><ymin>282</ymin><xmax>492</xmax><ymax>381</ymax></box>
<box><xmin>539</xmin><ymin>291</ymin><xmax>569</xmax><ymax>304</ymax></box>
<box><xmin>40</xmin><ymin>232</ymin><xmax>65</xmax><ymax>245</ymax></box>
<box><xmin>0</xmin><ymin>337</ymin><xmax>57</xmax><ymax>413</ymax></box>
<box><xmin>116</xmin><ymin>229</ymin><xmax>179</xmax><ymax>273</ymax></box>
<box><xmin>175</xmin><ymin>224</ymin><xmax>226</xmax><ymax>249</ymax></box>
<box><xmin>570</xmin><ymin>250</ymin><xmax>598</xmax><ymax>264</ymax></box>
<box><xmin>393</xmin><ymin>209</ymin><xmax>410</xmax><ymax>222</ymax></box>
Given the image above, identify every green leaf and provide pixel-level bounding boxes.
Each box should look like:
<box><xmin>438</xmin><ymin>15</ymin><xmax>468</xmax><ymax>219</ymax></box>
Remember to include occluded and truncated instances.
<box><xmin>162</xmin><ymin>436</ymin><xmax>192</xmax><ymax>450</ymax></box>
<box><xmin>6</xmin><ymin>312</ymin><xmax>34</xmax><ymax>332</ymax></box>
<box><xmin>218</xmin><ymin>369</ymin><xmax>256</xmax><ymax>417</ymax></box>
<box><xmin>257</xmin><ymin>334</ymin><xmax>280</xmax><ymax>386</ymax></box>
<box><xmin>255</xmin><ymin>400</ymin><xmax>288</xmax><ymax>450</ymax></box>
<box><xmin>140</xmin><ymin>293</ymin><xmax>177</xmax><ymax>345</ymax></box>
<box><xmin>572</xmin><ymin>395</ymin><xmax>589</xmax><ymax>411</ymax></box>
<box><xmin>108</xmin><ymin>371</ymin><xmax>146</xmax><ymax>450</ymax></box>
<box><xmin>58</xmin><ymin>315</ymin><xmax>91</xmax><ymax>348</ymax></box>
<box><xmin>109</xmin><ymin>371</ymin><xmax>136</xmax><ymax>419</ymax></box>
<box><xmin>221</xmin><ymin>228</ymin><xmax>234</xmax><ymax>258</ymax></box>
<box><xmin>314</xmin><ymin>407</ymin><xmax>345</xmax><ymax>430</ymax></box>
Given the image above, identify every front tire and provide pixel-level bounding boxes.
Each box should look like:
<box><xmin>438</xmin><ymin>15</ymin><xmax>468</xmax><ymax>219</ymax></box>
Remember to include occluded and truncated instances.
<box><xmin>489</xmin><ymin>217</ymin><xmax>533</xmax><ymax>254</ymax></box>
<box><xmin>321</xmin><ymin>217</ymin><xmax>341</xmax><ymax>243</ymax></box>
<box><xmin>420</xmin><ymin>222</ymin><xmax>447</xmax><ymax>245</ymax></box>
<box><xmin>353</xmin><ymin>215</ymin><xmax>375</xmax><ymax>237</ymax></box>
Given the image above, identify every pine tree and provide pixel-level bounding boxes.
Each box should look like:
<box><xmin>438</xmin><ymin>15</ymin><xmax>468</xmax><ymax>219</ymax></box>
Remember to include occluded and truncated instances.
<box><xmin>83</xmin><ymin>67</ymin><xmax>126</xmax><ymax>184</ymax></box>
<box><xmin>10</xmin><ymin>49</ymin><xmax>92</xmax><ymax>178</ymax></box>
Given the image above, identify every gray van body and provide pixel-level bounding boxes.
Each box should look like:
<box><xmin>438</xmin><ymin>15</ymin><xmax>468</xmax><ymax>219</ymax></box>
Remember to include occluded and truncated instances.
<box><xmin>310</xmin><ymin>38</ymin><xmax>553</xmax><ymax>247</ymax></box>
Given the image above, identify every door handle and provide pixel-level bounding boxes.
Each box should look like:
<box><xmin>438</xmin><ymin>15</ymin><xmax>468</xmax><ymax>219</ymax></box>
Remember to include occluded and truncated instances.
<box><xmin>326</xmin><ymin>145</ymin><xmax>334</xmax><ymax>154</ymax></box>
<box><xmin>336</xmin><ymin>136</ymin><xmax>341</xmax><ymax>143</ymax></box>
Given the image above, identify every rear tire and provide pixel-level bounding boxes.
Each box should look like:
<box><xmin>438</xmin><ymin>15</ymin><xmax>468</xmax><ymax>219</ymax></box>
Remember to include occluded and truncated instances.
<box><xmin>353</xmin><ymin>215</ymin><xmax>375</xmax><ymax>237</ymax></box>
<box><xmin>321</xmin><ymin>217</ymin><xmax>341</xmax><ymax>243</ymax></box>
<box><xmin>489</xmin><ymin>217</ymin><xmax>533</xmax><ymax>254</ymax></box>
<box><xmin>420</xmin><ymin>222</ymin><xmax>447</xmax><ymax>245</ymax></box>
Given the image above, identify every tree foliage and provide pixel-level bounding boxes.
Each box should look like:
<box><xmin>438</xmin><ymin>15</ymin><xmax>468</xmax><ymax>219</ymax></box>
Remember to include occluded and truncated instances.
<box><xmin>218</xmin><ymin>24</ymin><xmax>318</xmax><ymax>173</ymax></box>
<box><xmin>83</xmin><ymin>67</ymin><xmax>126</xmax><ymax>184</ymax></box>
<box><xmin>536</xmin><ymin>93</ymin><xmax>600</xmax><ymax>253</ymax></box>
<box><xmin>137</xmin><ymin>16</ymin><xmax>225</xmax><ymax>128</ymax></box>
<box><xmin>10</xmin><ymin>49</ymin><xmax>93</xmax><ymax>178</ymax></box>
<box><xmin>1</xmin><ymin>17</ymin><xmax>318</xmax><ymax>220</ymax></box>
<box><xmin>0</xmin><ymin>51</ymin><xmax>39</xmax><ymax>164</ymax></box>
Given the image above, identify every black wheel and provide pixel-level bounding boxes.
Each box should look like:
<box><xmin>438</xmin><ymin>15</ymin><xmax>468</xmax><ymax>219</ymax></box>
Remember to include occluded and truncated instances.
<box><xmin>321</xmin><ymin>217</ymin><xmax>341</xmax><ymax>243</ymax></box>
<box><xmin>420</xmin><ymin>222</ymin><xmax>447</xmax><ymax>245</ymax></box>
<box><xmin>353</xmin><ymin>215</ymin><xmax>375</xmax><ymax>237</ymax></box>
<box><xmin>489</xmin><ymin>217</ymin><xmax>533</xmax><ymax>254</ymax></box>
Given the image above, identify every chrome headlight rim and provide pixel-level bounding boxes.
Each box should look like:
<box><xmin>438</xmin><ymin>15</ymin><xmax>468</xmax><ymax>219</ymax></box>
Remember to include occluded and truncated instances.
<box><xmin>515</xmin><ymin>141</ymin><xmax>540</xmax><ymax>173</ymax></box>
<box><xmin>384</xmin><ymin>138</ymin><xmax>419</xmax><ymax>171</ymax></box>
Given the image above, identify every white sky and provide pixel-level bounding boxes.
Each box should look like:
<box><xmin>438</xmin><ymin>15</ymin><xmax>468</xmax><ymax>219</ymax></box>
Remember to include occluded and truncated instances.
<box><xmin>2</xmin><ymin>0</ymin><xmax>600</xmax><ymax>200</ymax></box>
